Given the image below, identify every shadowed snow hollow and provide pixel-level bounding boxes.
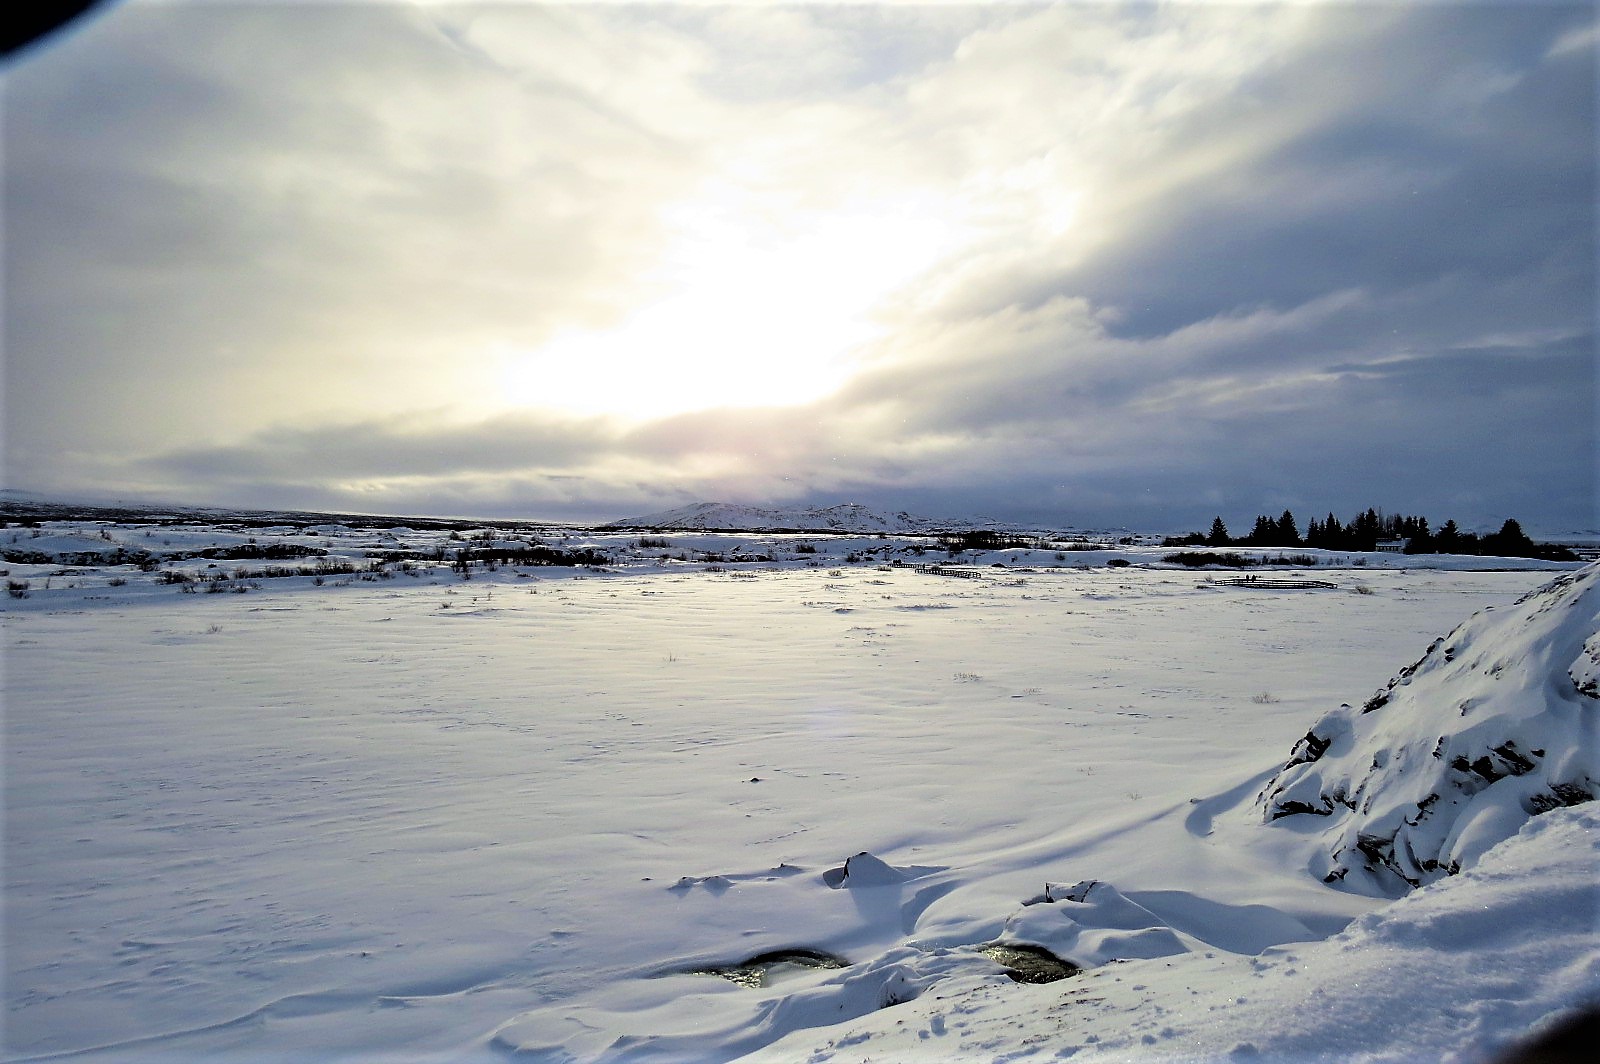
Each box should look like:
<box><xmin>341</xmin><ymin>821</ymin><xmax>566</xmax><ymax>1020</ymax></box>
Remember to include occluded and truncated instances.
<box><xmin>1260</xmin><ymin>563</ymin><xmax>1600</xmax><ymax>893</ymax></box>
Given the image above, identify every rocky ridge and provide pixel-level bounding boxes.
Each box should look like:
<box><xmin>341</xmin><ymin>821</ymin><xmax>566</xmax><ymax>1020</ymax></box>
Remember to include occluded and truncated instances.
<box><xmin>1259</xmin><ymin>563</ymin><xmax>1600</xmax><ymax>893</ymax></box>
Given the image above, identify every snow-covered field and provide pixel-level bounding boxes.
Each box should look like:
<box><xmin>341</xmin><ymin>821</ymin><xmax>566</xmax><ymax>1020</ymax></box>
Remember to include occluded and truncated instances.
<box><xmin>4</xmin><ymin>520</ymin><xmax>1596</xmax><ymax>1062</ymax></box>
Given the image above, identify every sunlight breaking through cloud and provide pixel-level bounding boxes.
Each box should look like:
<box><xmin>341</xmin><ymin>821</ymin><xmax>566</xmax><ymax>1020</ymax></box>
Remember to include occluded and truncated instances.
<box><xmin>3</xmin><ymin>0</ymin><xmax>1593</xmax><ymax>529</ymax></box>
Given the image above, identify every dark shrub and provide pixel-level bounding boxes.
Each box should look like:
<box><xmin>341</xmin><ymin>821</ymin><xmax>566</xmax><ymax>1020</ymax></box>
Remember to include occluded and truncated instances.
<box><xmin>1162</xmin><ymin>551</ymin><xmax>1255</xmax><ymax>568</ymax></box>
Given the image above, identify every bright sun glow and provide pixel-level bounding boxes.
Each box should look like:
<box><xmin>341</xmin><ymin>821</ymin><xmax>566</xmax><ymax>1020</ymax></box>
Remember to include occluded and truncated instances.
<box><xmin>498</xmin><ymin>185</ymin><xmax>962</xmax><ymax>420</ymax></box>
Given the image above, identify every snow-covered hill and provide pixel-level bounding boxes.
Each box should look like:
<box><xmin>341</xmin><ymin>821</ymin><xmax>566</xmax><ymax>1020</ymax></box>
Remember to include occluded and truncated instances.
<box><xmin>602</xmin><ymin>501</ymin><xmax>1013</xmax><ymax>533</ymax></box>
<box><xmin>1259</xmin><ymin>562</ymin><xmax>1600</xmax><ymax>893</ymax></box>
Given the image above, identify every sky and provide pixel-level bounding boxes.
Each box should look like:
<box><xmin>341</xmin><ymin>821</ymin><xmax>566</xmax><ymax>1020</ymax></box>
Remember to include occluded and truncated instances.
<box><xmin>2</xmin><ymin>1</ymin><xmax>1595</xmax><ymax>532</ymax></box>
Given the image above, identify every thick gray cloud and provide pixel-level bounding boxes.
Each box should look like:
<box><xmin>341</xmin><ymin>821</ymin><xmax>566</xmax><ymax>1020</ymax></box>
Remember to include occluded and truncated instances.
<box><xmin>3</xmin><ymin>1</ymin><xmax>1594</xmax><ymax>532</ymax></box>
<box><xmin>6</xmin><ymin>1</ymin><xmax>703</xmax><ymax>454</ymax></box>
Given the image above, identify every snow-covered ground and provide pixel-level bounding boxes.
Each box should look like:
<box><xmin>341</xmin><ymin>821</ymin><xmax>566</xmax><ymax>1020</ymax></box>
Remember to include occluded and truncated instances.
<box><xmin>1</xmin><ymin>514</ymin><xmax>1577</xmax><ymax>604</ymax></box>
<box><xmin>4</xmin><ymin>519</ymin><xmax>1596</xmax><ymax>1062</ymax></box>
<box><xmin>752</xmin><ymin>803</ymin><xmax>1600</xmax><ymax>1064</ymax></box>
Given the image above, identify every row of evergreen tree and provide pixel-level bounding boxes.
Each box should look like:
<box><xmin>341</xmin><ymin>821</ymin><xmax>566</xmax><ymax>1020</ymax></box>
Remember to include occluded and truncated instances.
<box><xmin>1165</xmin><ymin>509</ymin><xmax>1577</xmax><ymax>560</ymax></box>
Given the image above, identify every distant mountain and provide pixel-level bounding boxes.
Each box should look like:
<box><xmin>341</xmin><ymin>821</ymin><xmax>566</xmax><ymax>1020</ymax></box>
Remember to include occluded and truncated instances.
<box><xmin>1258</xmin><ymin>562</ymin><xmax>1600</xmax><ymax>894</ymax></box>
<box><xmin>601</xmin><ymin>501</ymin><xmax>1017</xmax><ymax>534</ymax></box>
<box><xmin>0</xmin><ymin>492</ymin><xmax>557</xmax><ymax>533</ymax></box>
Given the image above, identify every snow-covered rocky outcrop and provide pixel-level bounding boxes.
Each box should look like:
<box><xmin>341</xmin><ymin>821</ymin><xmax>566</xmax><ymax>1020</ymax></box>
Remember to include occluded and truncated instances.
<box><xmin>1259</xmin><ymin>563</ymin><xmax>1600</xmax><ymax>893</ymax></box>
<box><xmin>602</xmin><ymin>501</ymin><xmax>1009</xmax><ymax>533</ymax></box>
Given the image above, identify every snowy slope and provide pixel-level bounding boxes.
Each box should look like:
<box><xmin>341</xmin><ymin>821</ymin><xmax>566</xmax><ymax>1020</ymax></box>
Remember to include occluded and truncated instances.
<box><xmin>1259</xmin><ymin>562</ymin><xmax>1600</xmax><ymax>893</ymax></box>
<box><xmin>601</xmin><ymin>501</ymin><xmax>1004</xmax><ymax>533</ymax></box>
<box><xmin>755</xmin><ymin>804</ymin><xmax>1600</xmax><ymax>1064</ymax></box>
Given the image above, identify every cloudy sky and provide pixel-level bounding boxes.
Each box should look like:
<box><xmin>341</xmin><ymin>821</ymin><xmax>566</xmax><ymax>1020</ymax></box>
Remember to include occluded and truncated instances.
<box><xmin>3</xmin><ymin>1</ymin><xmax>1595</xmax><ymax>531</ymax></box>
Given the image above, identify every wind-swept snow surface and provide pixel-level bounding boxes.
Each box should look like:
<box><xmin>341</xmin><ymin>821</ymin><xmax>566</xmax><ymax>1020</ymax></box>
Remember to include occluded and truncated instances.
<box><xmin>5</xmin><ymin>552</ymin><xmax>1596</xmax><ymax>1062</ymax></box>
<box><xmin>1260</xmin><ymin>563</ymin><xmax>1600</xmax><ymax>893</ymax></box>
<box><xmin>757</xmin><ymin>566</ymin><xmax>1600</xmax><ymax>1063</ymax></box>
<box><xmin>755</xmin><ymin>804</ymin><xmax>1600</xmax><ymax>1064</ymax></box>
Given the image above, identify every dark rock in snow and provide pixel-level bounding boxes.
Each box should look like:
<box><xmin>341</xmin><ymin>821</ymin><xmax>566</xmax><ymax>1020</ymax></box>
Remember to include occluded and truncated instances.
<box><xmin>821</xmin><ymin>852</ymin><xmax>944</xmax><ymax>889</ymax></box>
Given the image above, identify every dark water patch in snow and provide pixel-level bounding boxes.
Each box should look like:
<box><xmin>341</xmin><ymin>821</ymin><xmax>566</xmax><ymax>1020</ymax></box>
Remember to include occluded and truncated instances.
<box><xmin>978</xmin><ymin>942</ymin><xmax>1080</xmax><ymax>984</ymax></box>
<box><xmin>684</xmin><ymin>949</ymin><xmax>850</xmax><ymax>988</ymax></box>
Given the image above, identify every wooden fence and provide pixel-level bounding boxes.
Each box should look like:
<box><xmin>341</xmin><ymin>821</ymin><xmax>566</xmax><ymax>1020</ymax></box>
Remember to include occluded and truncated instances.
<box><xmin>1215</xmin><ymin>577</ymin><xmax>1339</xmax><ymax>590</ymax></box>
<box><xmin>913</xmin><ymin>564</ymin><xmax>987</xmax><ymax>580</ymax></box>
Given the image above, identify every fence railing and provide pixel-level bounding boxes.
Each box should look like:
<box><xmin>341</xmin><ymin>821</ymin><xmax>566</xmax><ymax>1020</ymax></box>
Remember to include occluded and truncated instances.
<box><xmin>913</xmin><ymin>564</ymin><xmax>987</xmax><ymax>580</ymax></box>
<box><xmin>1215</xmin><ymin>577</ymin><xmax>1338</xmax><ymax>590</ymax></box>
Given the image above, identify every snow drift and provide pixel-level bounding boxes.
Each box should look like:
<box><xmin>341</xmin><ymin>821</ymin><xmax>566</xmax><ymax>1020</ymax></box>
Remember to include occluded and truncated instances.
<box><xmin>1259</xmin><ymin>562</ymin><xmax>1600</xmax><ymax>892</ymax></box>
<box><xmin>756</xmin><ymin>804</ymin><xmax>1600</xmax><ymax>1063</ymax></box>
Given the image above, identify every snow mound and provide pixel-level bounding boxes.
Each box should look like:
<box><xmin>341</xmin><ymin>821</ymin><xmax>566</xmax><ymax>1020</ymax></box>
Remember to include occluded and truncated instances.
<box><xmin>821</xmin><ymin>852</ymin><xmax>929</xmax><ymax>888</ymax></box>
<box><xmin>1004</xmin><ymin>880</ymin><xmax>1192</xmax><ymax>966</ymax></box>
<box><xmin>602</xmin><ymin>501</ymin><xmax>1006</xmax><ymax>533</ymax></box>
<box><xmin>1259</xmin><ymin>563</ymin><xmax>1600</xmax><ymax>892</ymax></box>
<box><xmin>754</xmin><ymin>805</ymin><xmax>1600</xmax><ymax>1063</ymax></box>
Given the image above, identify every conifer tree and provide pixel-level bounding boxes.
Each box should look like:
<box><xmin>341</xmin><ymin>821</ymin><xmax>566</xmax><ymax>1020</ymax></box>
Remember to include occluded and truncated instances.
<box><xmin>1275</xmin><ymin>510</ymin><xmax>1300</xmax><ymax>546</ymax></box>
<box><xmin>1483</xmin><ymin>519</ymin><xmax>1534</xmax><ymax>557</ymax></box>
<box><xmin>1350</xmin><ymin>509</ymin><xmax>1381</xmax><ymax>550</ymax></box>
